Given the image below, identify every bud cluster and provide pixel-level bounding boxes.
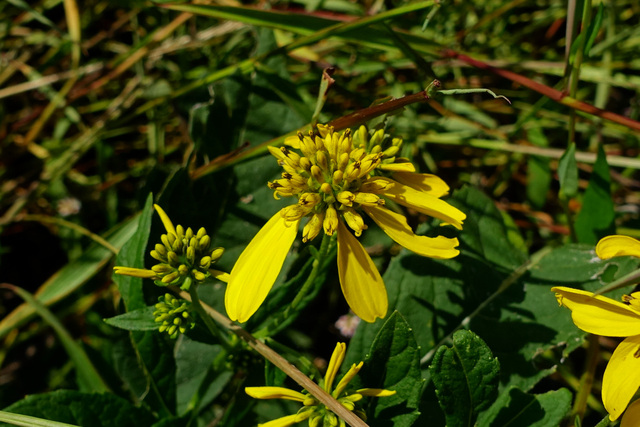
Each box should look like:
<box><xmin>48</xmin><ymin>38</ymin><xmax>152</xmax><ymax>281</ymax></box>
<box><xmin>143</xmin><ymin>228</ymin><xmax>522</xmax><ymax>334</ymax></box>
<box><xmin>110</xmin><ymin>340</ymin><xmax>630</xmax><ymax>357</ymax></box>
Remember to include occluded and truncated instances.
<box><xmin>150</xmin><ymin>224</ymin><xmax>224</xmax><ymax>290</ymax></box>
<box><xmin>153</xmin><ymin>293</ymin><xmax>195</xmax><ymax>339</ymax></box>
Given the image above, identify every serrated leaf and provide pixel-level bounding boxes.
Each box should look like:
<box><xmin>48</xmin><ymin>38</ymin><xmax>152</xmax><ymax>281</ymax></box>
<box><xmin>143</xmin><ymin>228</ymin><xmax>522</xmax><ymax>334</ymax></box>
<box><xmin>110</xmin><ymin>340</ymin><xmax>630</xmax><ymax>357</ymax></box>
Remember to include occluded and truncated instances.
<box><xmin>347</xmin><ymin>186</ymin><xmax>639</xmax><ymax>423</ymax></box>
<box><xmin>113</xmin><ymin>194</ymin><xmax>154</xmax><ymax>311</ymax></box>
<box><xmin>574</xmin><ymin>144</ymin><xmax>615</xmax><ymax>244</ymax></box>
<box><xmin>356</xmin><ymin>312</ymin><xmax>422</xmax><ymax>427</ymax></box>
<box><xmin>558</xmin><ymin>143</ymin><xmax>578</xmax><ymax>198</ymax></box>
<box><xmin>477</xmin><ymin>387</ymin><xmax>571</xmax><ymax>427</ymax></box>
<box><xmin>104</xmin><ymin>306</ymin><xmax>158</xmax><ymax>331</ymax></box>
<box><xmin>0</xmin><ymin>390</ymin><xmax>155</xmax><ymax>427</ymax></box>
<box><xmin>429</xmin><ymin>330</ymin><xmax>499</xmax><ymax>427</ymax></box>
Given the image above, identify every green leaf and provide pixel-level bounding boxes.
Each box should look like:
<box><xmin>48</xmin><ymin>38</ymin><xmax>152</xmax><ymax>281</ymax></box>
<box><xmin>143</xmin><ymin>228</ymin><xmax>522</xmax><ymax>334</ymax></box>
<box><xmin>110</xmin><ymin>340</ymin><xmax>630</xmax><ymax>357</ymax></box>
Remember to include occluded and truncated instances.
<box><xmin>558</xmin><ymin>143</ymin><xmax>578</xmax><ymax>198</ymax></box>
<box><xmin>0</xmin><ymin>390</ymin><xmax>155</xmax><ymax>427</ymax></box>
<box><xmin>104</xmin><ymin>306</ymin><xmax>158</xmax><ymax>331</ymax></box>
<box><xmin>477</xmin><ymin>387</ymin><xmax>571</xmax><ymax>427</ymax></box>
<box><xmin>0</xmin><ymin>411</ymin><xmax>79</xmax><ymax>427</ymax></box>
<box><xmin>584</xmin><ymin>3</ymin><xmax>605</xmax><ymax>57</ymax></box>
<box><xmin>429</xmin><ymin>330</ymin><xmax>500</xmax><ymax>427</ymax></box>
<box><xmin>526</xmin><ymin>127</ymin><xmax>551</xmax><ymax>209</ymax></box>
<box><xmin>357</xmin><ymin>312</ymin><xmax>422</xmax><ymax>427</ymax></box>
<box><xmin>574</xmin><ymin>144</ymin><xmax>615</xmax><ymax>244</ymax></box>
<box><xmin>174</xmin><ymin>339</ymin><xmax>230</xmax><ymax>415</ymax></box>
<box><xmin>348</xmin><ymin>187</ymin><xmax>639</xmax><ymax>424</ymax></box>
<box><xmin>0</xmin><ymin>215</ymin><xmax>140</xmax><ymax>339</ymax></box>
<box><xmin>113</xmin><ymin>194</ymin><xmax>154</xmax><ymax>311</ymax></box>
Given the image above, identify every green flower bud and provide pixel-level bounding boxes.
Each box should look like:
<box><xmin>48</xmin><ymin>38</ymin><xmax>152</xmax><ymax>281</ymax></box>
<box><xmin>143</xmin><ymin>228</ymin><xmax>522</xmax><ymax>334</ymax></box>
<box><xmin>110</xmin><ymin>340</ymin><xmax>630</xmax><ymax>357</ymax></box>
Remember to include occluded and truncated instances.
<box><xmin>198</xmin><ymin>235</ymin><xmax>211</xmax><ymax>252</ymax></box>
<box><xmin>167</xmin><ymin>251</ymin><xmax>180</xmax><ymax>266</ymax></box>
<box><xmin>186</xmin><ymin>246</ymin><xmax>195</xmax><ymax>264</ymax></box>
<box><xmin>196</xmin><ymin>227</ymin><xmax>207</xmax><ymax>239</ymax></box>
<box><xmin>210</xmin><ymin>247</ymin><xmax>224</xmax><ymax>261</ymax></box>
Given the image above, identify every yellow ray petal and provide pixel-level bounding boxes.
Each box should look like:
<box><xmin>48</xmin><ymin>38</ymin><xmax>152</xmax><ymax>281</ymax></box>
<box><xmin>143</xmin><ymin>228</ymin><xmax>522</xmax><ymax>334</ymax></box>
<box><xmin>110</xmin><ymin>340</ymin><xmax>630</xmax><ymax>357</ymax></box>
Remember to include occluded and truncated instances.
<box><xmin>337</xmin><ymin>220</ymin><xmax>388</xmax><ymax>323</ymax></box>
<box><xmin>356</xmin><ymin>388</ymin><xmax>396</xmax><ymax>397</ymax></box>
<box><xmin>245</xmin><ymin>386</ymin><xmax>307</xmax><ymax>402</ymax></box>
<box><xmin>372</xmin><ymin>176</ymin><xmax>466</xmax><ymax>230</ymax></box>
<box><xmin>225</xmin><ymin>211</ymin><xmax>299</xmax><ymax>323</ymax></box>
<box><xmin>113</xmin><ymin>266</ymin><xmax>158</xmax><ymax>279</ymax></box>
<box><xmin>377</xmin><ymin>162</ymin><xmax>416</xmax><ymax>172</ymax></box>
<box><xmin>603</xmin><ymin>335</ymin><xmax>640</xmax><ymax>421</ymax></box>
<box><xmin>552</xmin><ymin>287</ymin><xmax>640</xmax><ymax>336</ymax></box>
<box><xmin>363</xmin><ymin>205</ymin><xmax>460</xmax><ymax>259</ymax></box>
<box><xmin>258</xmin><ymin>414</ymin><xmax>300</xmax><ymax>427</ymax></box>
<box><xmin>333</xmin><ymin>362</ymin><xmax>363</xmax><ymax>398</ymax></box>
<box><xmin>324</xmin><ymin>342</ymin><xmax>346</xmax><ymax>393</ymax></box>
<box><xmin>154</xmin><ymin>204</ymin><xmax>176</xmax><ymax>236</ymax></box>
<box><xmin>621</xmin><ymin>398</ymin><xmax>640</xmax><ymax>427</ymax></box>
<box><xmin>597</xmin><ymin>235</ymin><xmax>640</xmax><ymax>260</ymax></box>
<box><xmin>391</xmin><ymin>172</ymin><xmax>450</xmax><ymax>198</ymax></box>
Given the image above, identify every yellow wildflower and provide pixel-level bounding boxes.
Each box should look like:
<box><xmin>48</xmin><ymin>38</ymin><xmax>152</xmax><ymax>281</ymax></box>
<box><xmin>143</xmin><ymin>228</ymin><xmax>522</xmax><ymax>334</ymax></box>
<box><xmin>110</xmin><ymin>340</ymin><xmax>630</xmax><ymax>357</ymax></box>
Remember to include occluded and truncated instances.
<box><xmin>552</xmin><ymin>234</ymin><xmax>640</xmax><ymax>422</ymax></box>
<box><xmin>114</xmin><ymin>204</ymin><xmax>228</xmax><ymax>290</ymax></box>
<box><xmin>226</xmin><ymin>125</ymin><xmax>465</xmax><ymax>323</ymax></box>
<box><xmin>245</xmin><ymin>342</ymin><xmax>395</xmax><ymax>427</ymax></box>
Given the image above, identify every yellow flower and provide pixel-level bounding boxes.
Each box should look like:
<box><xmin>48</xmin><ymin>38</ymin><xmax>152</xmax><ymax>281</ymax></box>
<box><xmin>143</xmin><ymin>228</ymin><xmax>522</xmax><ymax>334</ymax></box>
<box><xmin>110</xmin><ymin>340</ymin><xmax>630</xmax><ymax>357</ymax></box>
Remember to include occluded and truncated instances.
<box><xmin>226</xmin><ymin>125</ymin><xmax>465</xmax><ymax>323</ymax></box>
<box><xmin>245</xmin><ymin>342</ymin><xmax>395</xmax><ymax>427</ymax></box>
<box><xmin>552</xmin><ymin>234</ymin><xmax>640</xmax><ymax>421</ymax></box>
<box><xmin>114</xmin><ymin>204</ymin><xmax>229</xmax><ymax>290</ymax></box>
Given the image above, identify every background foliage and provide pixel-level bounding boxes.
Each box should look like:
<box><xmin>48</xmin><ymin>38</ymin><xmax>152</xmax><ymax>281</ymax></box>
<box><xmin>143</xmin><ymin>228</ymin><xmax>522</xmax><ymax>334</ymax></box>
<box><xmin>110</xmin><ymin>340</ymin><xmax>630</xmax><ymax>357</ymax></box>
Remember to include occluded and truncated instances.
<box><xmin>1</xmin><ymin>0</ymin><xmax>639</xmax><ymax>426</ymax></box>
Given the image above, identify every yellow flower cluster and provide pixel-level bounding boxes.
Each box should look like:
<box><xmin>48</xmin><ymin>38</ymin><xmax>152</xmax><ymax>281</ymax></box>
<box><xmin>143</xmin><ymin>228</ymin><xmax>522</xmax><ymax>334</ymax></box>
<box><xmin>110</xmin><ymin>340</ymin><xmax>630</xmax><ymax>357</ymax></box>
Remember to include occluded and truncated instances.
<box><xmin>553</xmin><ymin>235</ymin><xmax>640</xmax><ymax>425</ymax></box>
<box><xmin>246</xmin><ymin>342</ymin><xmax>395</xmax><ymax>427</ymax></box>
<box><xmin>225</xmin><ymin>124</ymin><xmax>465</xmax><ymax>323</ymax></box>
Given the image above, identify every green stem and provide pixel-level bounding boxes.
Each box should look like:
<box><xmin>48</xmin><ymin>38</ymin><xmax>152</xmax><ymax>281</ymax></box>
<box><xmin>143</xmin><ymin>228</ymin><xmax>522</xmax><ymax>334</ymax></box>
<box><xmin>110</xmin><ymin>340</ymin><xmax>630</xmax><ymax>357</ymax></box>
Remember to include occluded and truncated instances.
<box><xmin>571</xmin><ymin>334</ymin><xmax>600</xmax><ymax>422</ymax></box>
<box><xmin>288</xmin><ymin>233</ymin><xmax>333</xmax><ymax>312</ymax></box>
<box><xmin>252</xmin><ymin>233</ymin><xmax>335</xmax><ymax>339</ymax></box>
<box><xmin>188</xmin><ymin>285</ymin><xmax>233</xmax><ymax>351</ymax></box>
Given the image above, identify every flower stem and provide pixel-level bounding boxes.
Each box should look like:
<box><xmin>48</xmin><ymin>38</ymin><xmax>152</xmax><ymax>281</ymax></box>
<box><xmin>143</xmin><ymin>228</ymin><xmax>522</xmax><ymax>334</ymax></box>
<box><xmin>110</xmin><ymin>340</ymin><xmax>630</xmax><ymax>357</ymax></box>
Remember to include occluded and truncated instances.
<box><xmin>188</xmin><ymin>285</ymin><xmax>233</xmax><ymax>352</ymax></box>
<box><xmin>289</xmin><ymin>233</ymin><xmax>333</xmax><ymax>312</ymax></box>
<box><xmin>176</xmin><ymin>289</ymin><xmax>368</xmax><ymax>427</ymax></box>
<box><xmin>571</xmin><ymin>334</ymin><xmax>599</xmax><ymax>422</ymax></box>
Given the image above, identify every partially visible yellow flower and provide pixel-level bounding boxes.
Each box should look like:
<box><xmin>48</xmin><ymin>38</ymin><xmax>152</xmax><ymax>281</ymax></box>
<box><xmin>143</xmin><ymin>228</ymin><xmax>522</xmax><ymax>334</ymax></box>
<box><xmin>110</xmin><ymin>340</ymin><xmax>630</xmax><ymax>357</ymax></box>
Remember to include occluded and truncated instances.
<box><xmin>114</xmin><ymin>204</ymin><xmax>228</xmax><ymax>290</ymax></box>
<box><xmin>226</xmin><ymin>125</ymin><xmax>465</xmax><ymax>323</ymax></box>
<box><xmin>552</xmin><ymin>234</ymin><xmax>640</xmax><ymax>421</ymax></box>
<box><xmin>622</xmin><ymin>399</ymin><xmax>640</xmax><ymax>427</ymax></box>
<box><xmin>245</xmin><ymin>342</ymin><xmax>395</xmax><ymax>427</ymax></box>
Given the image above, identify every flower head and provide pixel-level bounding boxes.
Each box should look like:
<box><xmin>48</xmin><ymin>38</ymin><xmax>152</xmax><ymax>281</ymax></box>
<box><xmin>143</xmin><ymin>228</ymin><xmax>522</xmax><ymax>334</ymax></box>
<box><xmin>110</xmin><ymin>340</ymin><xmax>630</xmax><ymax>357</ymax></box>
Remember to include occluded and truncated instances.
<box><xmin>114</xmin><ymin>204</ymin><xmax>228</xmax><ymax>291</ymax></box>
<box><xmin>153</xmin><ymin>293</ymin><xmax>195</xmax><ymax>339</ymax></box>
<box><xmin>552</xmin><ymin>234</ymin><xmax>640</xmax><ymax>422</ymax></box>
<box><xmin>226</xmin><ymin>125</ymin><xmax>465</xmax><ymax>323</ymax></box>
<box><xmin>245</xmin><ymin>342</ymin><xmax>395</xmax><ymax>427</ymax></box>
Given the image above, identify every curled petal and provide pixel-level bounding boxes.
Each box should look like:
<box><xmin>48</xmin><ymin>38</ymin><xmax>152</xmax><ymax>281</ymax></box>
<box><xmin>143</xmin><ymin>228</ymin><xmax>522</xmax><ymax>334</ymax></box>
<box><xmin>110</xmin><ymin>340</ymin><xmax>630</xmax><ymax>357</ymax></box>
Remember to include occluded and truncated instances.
<box><xmin>392</xmin><ymin>172</ymin><xmax>450</xmax><ymax>198</ymax></box>
<box><xmin>154</xmin><ymin>204</ymin><xmax>176</xmax><ymax>236</ymax></box>
<box><xmin>364</xmin><ymin>205</ymin><xmax>460</xmax><ymax>259</ymax></box>
<box><xmin>552</xmin><ymin>287</ymin><xmax>640</xmax><ymax>337</ymax></box>
<box><xmin>225</xmin><ymin>211</ymin><xmax>299</xmax><ymax>322</ymax></box>
<box><xmin>337</xmin><ymin>220</ymin><xmax>387</xmax><ymax>323</ymax></box>
<box><xmin>597</xmin><ymin>235</ymin><xmax>640</xmax><ymax>260</ymax></box>
<box><xmin>113</xmin><ymin>266</ymin><xmax>158</xmax><ymax>279</ymax></box>
<box><xmin>245</xmin><ymin>386</ymin><xmax>307</xmax><ymax>402</ymax></box>
<box><xmin>259</xmin><ymin>414</ymin><xmax>301</xmax><ymax>427</ymax></box>
<box><xmin>621</xmin><ymin>399</ymin><xmax>640</xmax><ymax>427</ymax></box>
<box><xmin>603</xmin><ymin>335</ymin><xmax>640</xmax><ymax>421</ymax></box>
<box><xmin>210</xmin><ymin>269</ymin><xmax>229</xmax><ymax>283</ymax></box>
<box><xmin>333</xmin><ymin>362</ymin><xmax>363</xmax><ymax>398</ymax></box>
<box><xmin>356</xmin><ymin>388</ymin><xmax>397</xmax><ymax>397</ymax></box>
<box><xmin>325</xmin><ymin>342</ymin><xmax>346</xmax><ymax>393</ymax></box>
<box><xmin>374</xmin><ymin>177</ymin><xmax>466</xmax><ymax>229</ymax></box>
<box><xmin>377</xmin><ymin>162</ymin><xmax>416</xmax><ymax>172</ymax></box>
